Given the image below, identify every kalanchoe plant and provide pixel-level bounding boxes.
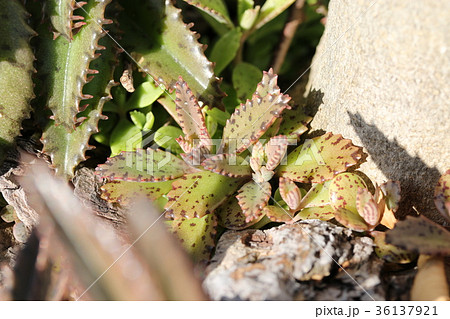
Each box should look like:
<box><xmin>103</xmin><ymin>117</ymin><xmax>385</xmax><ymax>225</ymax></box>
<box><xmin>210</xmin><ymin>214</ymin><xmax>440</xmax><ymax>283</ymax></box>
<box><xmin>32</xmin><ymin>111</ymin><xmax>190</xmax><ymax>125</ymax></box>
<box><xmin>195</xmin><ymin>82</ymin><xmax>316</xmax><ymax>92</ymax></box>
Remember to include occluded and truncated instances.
<box><xmin>95</xmin><ymin>69</ymin><xmax>367</xmax><ymax>261</ymax></box>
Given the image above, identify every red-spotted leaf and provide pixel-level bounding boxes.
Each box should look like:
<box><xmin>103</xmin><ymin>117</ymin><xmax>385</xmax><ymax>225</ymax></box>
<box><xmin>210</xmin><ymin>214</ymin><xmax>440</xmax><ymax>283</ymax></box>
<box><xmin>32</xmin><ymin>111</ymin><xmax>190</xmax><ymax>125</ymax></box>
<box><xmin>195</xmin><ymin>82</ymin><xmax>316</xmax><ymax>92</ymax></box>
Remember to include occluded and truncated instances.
<box><xmin>170</xmin><ymin>213</ymin><xmax>217</xmax><ymax>263</ymax></box>
<box><xmin>329</xmin><ymin>173</ymin><xmax>368</xmax><ymax>213</ymax></box>
<box><xmin>201</xmin><ymin>153</ymin><xmax>251</xmax><ymax>177</ymax></box>
<box><xmin>298</xmin><ymin>181</ymin><xmax>331</xmax><ymax>209</ymax></box>
<box><xmin>236</xmin><ymin>180</ymin><xmax>271</xmax><ymax>222</ymax></box>
<box><xmin>222</xmin><ymin>71</ymin><xmax>291</xmax><ymax>153</ymax></box>
<box><xmin>372</xmin><ymin>231</ymin><xmax>417</xmax><ymax>264</ymax></box>
<box><xmin>279</xmin><ymin>177</ymin><xmax>301</xmax><ymax>210</ymax></box>
<box><xmin>277</xmin><ymin>106</ymin><xmax>312</xmax><ymax>139</ymax></box>
<box><xmin>165</xmin><ymin>171</ymin><xmax>244</xmax><ymax>220</ymax></box>
<box><xmin>380</xmin><ymin>181</ymin><xmax>401</xmax><ymax>212</ymax></box>
<box><xmin>296</xmin><ymin>206</ymin><xmax>335</xmax><ymax>221</ymax></box>
<box><xmin>264</xmin><ymin>205</ymin><xmax>293</xmax><ymax>223</ymax></box>
<box><xmin>254</xmin><ymin>68</ymin><xmax>280</xmax><ymax>98</ymax></box>
<box><xmin>100</xmin><ymin>180</ymin><xmax>173</xmax><ymax>205</ymax></box>
<box><xmin>95</xmin><ymin>149</ymin><xmax>197</xmax><ymax>181</ymax></box>
<box><xmin>277</xmin><ymin>133</ymin><xmax>365</xmax><ymax>183</ymax></box>
<box><xmin>356</xmin><ymin>187</ymin><xmax>382</xmax><ymax>229</ymax></box>
<box><xmin>385</xmin><ymin>215</ymin><xmax>450</xmax><ymax>256</ymax></box>
<box><xmin>216</xmin><ymin>196</ymin><xmax>262</xmax><ymax>230</ymax></box>
<box><xmin>434</xmin><ymin>170</ymin><xmax>450</xmax><ymax>223</ymax></box>
<box><xmin>250</xmin><ymin>141</ymin><xmax>265</xmax><ymax>173</ymax></box>
<box><xmin>334</xmin><ymin>208</ymin><xmax>371</xmax><ymax>232</ymax></box>
<box><xmin>265</xmin><ymin>135</ymin><xmax>288</xmax><ymax>171</ymax></box>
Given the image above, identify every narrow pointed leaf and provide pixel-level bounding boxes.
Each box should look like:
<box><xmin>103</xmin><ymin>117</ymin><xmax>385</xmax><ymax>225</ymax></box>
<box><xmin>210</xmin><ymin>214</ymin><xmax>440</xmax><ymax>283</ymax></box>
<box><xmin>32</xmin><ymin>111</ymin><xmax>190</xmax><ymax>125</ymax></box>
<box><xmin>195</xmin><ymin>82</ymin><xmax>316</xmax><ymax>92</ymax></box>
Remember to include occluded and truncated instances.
<box><xmin>254</xmin><ymin>0</ymin><xmax>296</xmax><ymax>30</ymax></box>
<box><xmin>181</xmin><ymin>0</ymin><xmax>232</xmax><ymax>26</ymax></box>
<box><xmin>329</xmin><ymin>173</ymin><xmax>368</xmax><ymax>213</ymax></box>
<box><xmin>119</xmin><ymin>0</ymin><xmax>224</xmax><ymax>109</ymax></box>
<box><xmin>201</xmin><ymin>153</ymin><xmax>252</xmax><ymax>177</ymax></box>
<box><xmin>216</xmin><ymin>196</ymin><xmax>262</xmax><ymax>230</ymax></box>
<box><xmin>277</xmin><ymin>133</ymin><xmax>366</xmax><ymax>183</ymax></box>
<box><xmin>165</xmin><ymin>171</ymin><xmax>244</xmax><ymax>220</ymax></box>
<box><xmin>356</xmin><ymin>187</ymin><xmax>382</xmax><ymax>228</ymax></box>
<box><xmin>334</xmin><ymin>208</ymin><xmax>370</xmax><ymax>232</ymax></box>
<box><xmin>170</xmin><ymin>213</ymin><xmax>217</xmax><ymax>263</ymax></box>
<box><xmin>385</xmin><ymin>216</ymin><xmax>450</xmax><ymax>255</ymax></box>
<box><xmin>100</xmin><ymin>180</ymin><xmax>173</xmax><ymax>205</ymax></box>
<box><xmin>236</xmin><ymin>180</ymin><xmax>271</xmax><ymax>222</ymax></box>
<box><xmin>0</xmin><ymin>0</ymin><xmax>35</xmax><ymax>163</ymax></box>
<box><xmin>296</xmin><ymin>206</ymin><xmax>335</xmax><ymax>221</ymax></box>
<box><xmin>298</xmin><ymin>181</ymin><xmax>331</xmax><ymax>209</ymax></box>
<box><xmin>47</xmin><ymin>0</ymin><xmax>85</xmax><ymax>41</ymax></box>
<box><xmin>264</xmin><ymin>205</ymin><xmax>293</xmax><ymax>223</ymax></box>
<box><xmin>279</xmin><ymin>177</ymin><xmax>301</xmax><ymax>210</ymax></box>
<box><xmin>434</xmin><ymin>170</ymin><xmax>450</xmax><ymax>222</ymax></box>
<box><xmin>265</xmin><ymin>135</ymin><xmax>288</xmax><ymax>171</ymax></box>
<box><xmin>210</xmin><ymin>28</ymin><xmax>242</xmax><ymax>74</ymax></box>
<box><xmin>95</xmin><ymin>149</ymin><xmax>197</xmax><ymax>182</ymax></box>
<box><xmin>372</xmin><ymin>231</ymin><xmax>417</xmax><ymax>264</ymax></box>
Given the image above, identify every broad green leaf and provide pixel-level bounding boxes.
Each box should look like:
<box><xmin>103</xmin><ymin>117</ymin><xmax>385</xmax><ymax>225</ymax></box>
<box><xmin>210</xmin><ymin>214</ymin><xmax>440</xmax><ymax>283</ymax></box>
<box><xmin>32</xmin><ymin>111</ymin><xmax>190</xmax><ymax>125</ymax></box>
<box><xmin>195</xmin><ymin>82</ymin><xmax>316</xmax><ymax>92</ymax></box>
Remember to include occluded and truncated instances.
<box><xmin>334</xmin><ymin>208</ymin><xmax>370</xmax><ymax>232</ymax></box>
<box><xmin>216</xmin><ymin>196</ymin><xmax>262</xmax><ymax>230</ymax></box>
<box><xmin>278</xmin><ymin>177</ymin><xmax>301</xmax><ymax>210</ymax></box>
<box><xmin>129</xmin><ymin>110</ymin><xmax>146</xmax><ymax>129</ymax></box>
<box><xmin>298</xmin><ymin>181</ymin><xmax>331</xmax><ymax>209</ymax></box>
<box><xmin>143</xmin><ymin>111</ymin><xmax>155</xmax><ymax>130</ymax></box>
<box><xmin>434</xmin><ymin>170</ymin><xmax>450</xmax><ymax>223</ymax></box>
<box><xmin>171</xmin><ymin>214</ymin><xmax>217</xmax><ymax>263</ymax></box>
<box><xmin>101</xmin><ymin>180</ymin><xmax>173</xmax><ymax>207</ymax></box>
<box><xmin>236</xmin><ymin>180</ymin><xmax>271</xmax><ymax>222</ymax></box>
<box><xmin>126</xmin><ymin>81</ymin><xmax>164</xmax><ymax>110</ymax></box>
<box><xmin>109</xmin><ymin>118</ymin><xmax>142</xmax><ymax>156</ymax></box>
<box><xmin>119</xmin><ymin>0</ymin><xmax>225</xmax><ymax>110</ymax></box>
<box><xmin>165</xmin><ymin>171</ymin><xmax>245</xmax><ymax>220</ymax></box>
<box><xmin>154</xmin><ymin>126</ymin><xmax>184</xmax><ymax>154</ymax></box>
<box><xmin>0</xmin><ymin>0</ymin><xmax>35</xmax><ymax>164</ymax></box>
<box><xmin>254</xmin><ymin>0</ymin><xmax>296</xmax><ymax>30</ymax></box>
<box><xmin>329</xmin><ymin>173</ymin><xmax>367</xmax><ymax>213</ymax></box>
<box><xmin>205</xmin><ymin>107</ymin><xmax>230</xmax><ymax>126</ymax></box>
<box><xmin>264</xmin><ymin>205</ymin><xmax>292</xmax><ymax>223</ymax></box>
<box><xmin>232</xmin><ymin>62</ymin><xmax>262</xmax><ymax>101</ymax></box>
<box><xmin>210</xmin><ymin>28</ymin><xmax>242</xmax><ymax>75</ymax></box>
<box><xmin>296</xmin><ymin>206</ymin><xmax>334</xmax><ymax>221</ymax></box>
<box><xmin>277</xmin><ymin>106</ymin><xmax>312</xmax><ymax>139</ymax></box>
<box><xmin>181</xmin><ymin>0</ymin><xmax>232</xmax><ymax>26</ymax></box>
<box><xmin>206</xmin><ymin>114</ymin><xmax>218</xmax><ymax>136</ymax></box>
<box><xmin>222</xmin><ymin>70</ymin><xmax>291</xmax><ymax>153</ymax></box>
<box><xmin>96</xmin><ymin>149</ymin><xmax>197</xmax><ymax>182</ymax></box>
<box><xmin>201</xmin><ymin>153</ymin><xmax>252</xmax><ymax>177</ymax></box>
<box><xmin>277</xmin><ymin>133</ymin><xmax>365</xmax><ymax>183</ymax></box>
<box><xmin>385</xmin><ymin>216</ymin><xmax>450</xmax><ymax>256</ymax></box>
<box><xmin>372</xmin><ymin>231</ymin><xmax>417</xmax><ymax>264</ymax></box>
<box><xmin>47</xmin><ymin>0</ymin><xmax>85</xmax><ymax>41</ymax></box>
<box><xmin>38</xmin><ymin>0</ymin><xmax>112</xmax><ymax>129</ymax></box>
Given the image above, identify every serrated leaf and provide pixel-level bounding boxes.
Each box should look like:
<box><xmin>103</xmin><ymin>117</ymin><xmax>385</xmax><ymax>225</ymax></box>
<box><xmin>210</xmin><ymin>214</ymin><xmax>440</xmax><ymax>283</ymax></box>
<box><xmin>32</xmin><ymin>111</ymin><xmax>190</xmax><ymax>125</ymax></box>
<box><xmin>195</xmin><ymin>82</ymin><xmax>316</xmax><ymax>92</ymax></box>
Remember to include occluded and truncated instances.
<box><xmin>100</xmin><ymin>180</ymin><xmax>173</xmax><ymax>206</ymax></box>
<box><xmin>250</xmin><ymin>141</ymin><xmax>265</xmax><ymax>172</ymax></box>
<box><xmin>254</xmin><ymin>68</ymin><xmax>280</xmax><ymax>98</ymax></box>
<box><xmin>265</xmin><ymin>135</ymin><xmax>288</xmax><ymax>171</ymax></box>
<box><xmin>380</xmin><ymin>180</ymin><xmax>401</xmax><ymax>212</ymax></box>
<box><xmin>264</xmin><ymin>205</ymin><xmax>292</xmax><ymax>223</ymax></box>
<box><xmin>385</xmin><ymin>216</ymin><xmax>450</xmax><ymax>256</ymax></box>
<box><xmin>38</xmin><ymin>0</ymin><xmax>112</xmax><ymax>129</ymax></box>
<box><xmin>210</xmin><ymin>28</ymin><xmax>242</xmax><ymax>75</ymax></box>
<box><xmin>434</xmin><ymin>170</ymin><xmax>450</xmax><ymax>223</ymax></box>
<box><xmin>254</xmin><ymin>0</ymin><xmax>296</xmax><ymax>30</ymax></box>
<box><xmin>216</xmin><ymin>196</ymin><xmax>262</xmax><ymax>230</ymax></box>
<box><xmin>329</xmin><ymin>173</ymin><xmax>368</xmax><ymax>212</ymax></box>
<box><xmin>232</xmin><ymin>62</ymin><xmax>262</xmax><ymax>101</ymax></box>
<box><xmin>356</xmin><ymin>187</ymin><xmax>382</xmax><ymax>228</ymax></box>
<box><xmin>181</xmin><ymin>0</ymin><xmax>232</xmax><ymax>26</ymax></box>
<box><xmin>201</xmin><ymin>153</ymin><xmax>252</xmax><ymax>177</ymax></box>
<box><xmin>277</xmin><ymin>133</ymin><xmax>365</xmax><ymax>183</ymax></box>
<box><xmin>47</xmin><ymin>0</ymin><xmax>85</xmax><ymax>41</ymax></box>
<box><xmin>236</xmin><ymin>180</ymin><xmax>271</xmax><ymax>222</ymax></box>
<box><xmin>96</xmin><ymin>149</ymin><xmax>197</xmax><ymax>182</ymax></box>
<box><xmin>165</xmin><ymin>171</ymin><xmax>244</xmax><ymax>220</ymax></box>
<box><xmin>298</xmin><ymin>181</ymin><xmax>331</xmax><ymax>209</ymax></box>
<box><xmin>0</xmin><ymin>0</ymin><xmax>35</xmax><ymax>164</ymax></box>
<box><xmin>334</xmin><ymin>208</ymin><xmax>370</xmax><ymax>232</ymax></box>
<box><xmin>277</xmin><ymin>106</ymin><xmax>312</xmax><ymax>139</ymax></box>
<box><xmin>120</xmin><ymin>0</ymin><xmax>225</xmax><ymax>110</ymax></box>
<box><xmin>171</xmin><ymin>213</ymin><xmax>217</xmax><ymax>263</ymax></box>
<box><xmin>372</xmin><ymin>231</ymin><xmax>417</xmax><ymax>264</ymax></box>
<box><xmin>296</xmin><ymin>206</ymin><xmax>335</xmax><ymax>221</ymax></box>
<box><xmin>222</xmin><ymin>71</ymin><xmax>291</xmax><ymax>153</ymax></box>
<box><xmin>279</xmin><ymin>177</ymin><xmax>301</xmax><ymax>210</ymax></box>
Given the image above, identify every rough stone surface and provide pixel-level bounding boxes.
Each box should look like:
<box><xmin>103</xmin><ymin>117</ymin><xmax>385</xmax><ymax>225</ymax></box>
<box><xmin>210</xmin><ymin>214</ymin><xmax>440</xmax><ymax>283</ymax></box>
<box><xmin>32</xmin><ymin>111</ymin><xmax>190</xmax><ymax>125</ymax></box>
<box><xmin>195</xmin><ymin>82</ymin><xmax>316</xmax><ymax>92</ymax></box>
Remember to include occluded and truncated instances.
<box><xmin>305</xmin><ymin>0</ymin><xmax>450</xmax><ymax>223</ymax></box>
<box><xmin>203</xmin><ymin>220</ymin><xmax>385</xmax><ymax>300</ymax></box>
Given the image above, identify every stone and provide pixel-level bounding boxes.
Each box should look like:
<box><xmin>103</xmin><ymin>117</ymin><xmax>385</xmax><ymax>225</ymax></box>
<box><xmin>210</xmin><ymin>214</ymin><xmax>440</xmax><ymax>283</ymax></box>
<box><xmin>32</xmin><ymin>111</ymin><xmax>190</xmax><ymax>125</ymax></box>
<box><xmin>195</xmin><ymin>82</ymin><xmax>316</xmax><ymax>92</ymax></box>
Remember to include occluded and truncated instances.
<box><xmin>203</xmin><ymin>220</ymin><xmax>385</xmax><ymax>300</ymax></box>
<box><xmin>304</xmin><ymin>0</ymin><xmax>450</xmax><ymax>223</ymax></box>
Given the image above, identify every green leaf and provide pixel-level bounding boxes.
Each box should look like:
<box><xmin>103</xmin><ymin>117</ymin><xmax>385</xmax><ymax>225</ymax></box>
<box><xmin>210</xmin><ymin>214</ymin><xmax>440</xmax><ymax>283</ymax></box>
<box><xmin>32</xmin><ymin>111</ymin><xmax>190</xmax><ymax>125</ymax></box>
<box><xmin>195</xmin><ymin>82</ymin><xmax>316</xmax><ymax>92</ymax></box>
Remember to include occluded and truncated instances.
<box><xmin>222</xmin><ymin>70</ymin><xmax>291</xmax><ymax>153</ymax></box>
<box><xmin>96</xmin><ymin>149</ymin><xmax>197</xmax><ymax>182</ymax></box>
<box><xmin>434</xmin><ymin>170</ymin><xmax>450</xmax><ymax>223</ymax></box>
<box><xmin>298</xmin><ymin>181</ymin><xmax>331</xmax><ymax>209</ymax></box>
<box><xmin>205</xmin><ymin>107</ymin><xmax>230</xmax><ymax>126</ymax></box>
<box><xmin>372</xmin><ymin>231</ymin><xmax>417</xmax><ymax>264</ymax></box>
<box><xmin>129</xmin><ymin>110</ymin><xmax>146</xmax><ymax>129</ymax></box>
<box><xmin>210</xmin><ymin>28</ymin><xmax>242</xmax><ymax>75</ymax></box>
<box><xmin>232</xmin><ymin>62</ymin><xmax>262</xmax><ymax>101</ymax></box>
<box><xmin>238</xmin><ymin>0</ymin><xmax>254</xmax><ymax>19</ymax></box>
<box><xmin>277</xmin><ymin>106</ymin><xmax>312</xmax><ymax>139</ymax></box>
<box><xmin>47</xmin><ymin>0</ymin><xmax>85</xmax><ymax>41</ymax></box>
<box><xmin>236</xmin><ymin>180</ymin><xmax>271</xmax><ymax>222</ymax></box>
<box><xmin>254</xmin><ymin>0</ymin><xmax>296</xmax><ymax>30</ymax></box>
<box><xmin>328</xmin><ymin>172</ymin><xmax>368</xmax><ymax>212</ymax></box>
<box><xmin>334</xmin><ymin>208</ymin><xmax>370</xmax><ymax>232</ymax></box>
<box><xmin>181</xmin><ymin>0</ymin><xmax>233</xmax><ymax>27</ymax></box>
<box><xmin>165</xmin><ymin>171</ymin><xmax>245</xmax><ymax>220</ymax></box>
<box><xmin>0</xmin><ymin>0</ymin><xmax>35</xmax><ymax>164</ymax></box>
<box><xmin>296</xmin><ymin>206</ymin><xmax>335</xmax><ymax>221</ymax></box>
<box><xmin>143</xmin><ymin>111</ymin><xmax>155</xmax><ymax>130</ymax></box>
<box><xmin>385</xmin><ymin>216</ymin><xmax>450</xmax><ymax>256</ymax></box>
<box><xmin>205</xmin><ymin>114</ymin><xmax>218</xmax><ymax>136</ymax></box>
<box><xmin>109</xmin><ymin>118</ymin><xmax>142</xmax><ymax>156</ymax></box>
<box><xmin>154</xmin><ymin>125</ymin><xmax>183</xmax><ymax>153</ymax></box>
<box><xmin>171</xmin><ymin>214</ymin><xmax>217</xmax><ymax>263</ymax></box>
<box><xmin>119</xmin><ymin>0</ymin><xmax>225</xmax><ymax>110</ymax></box>
<box><xmin>201</xmin><ymin>153</ymin><xmax>252</xmax><ymax>177</ymax></box>
<box><xmin>239</xmin><ymin>6</ymin><xmax>260</xmax><ymax>30</ymax></box>
<box><xmin>216</xmin><ymin>196</ymin><xmax>262</xmax><ymax>230</ymax></box>
<box><xmin>277</xmin><ymin>133</ymin><xmax>366</xmax><ymax>183</ymax></box>
<box><xmin>264</xmin><ymin>205</ymin><xmax>292</xmax><ymax>223</ymax></box>
<box><xmin>126</xmin><ymin>81</ymin><xmax>164</xmax><ymax>110</ymax></box>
